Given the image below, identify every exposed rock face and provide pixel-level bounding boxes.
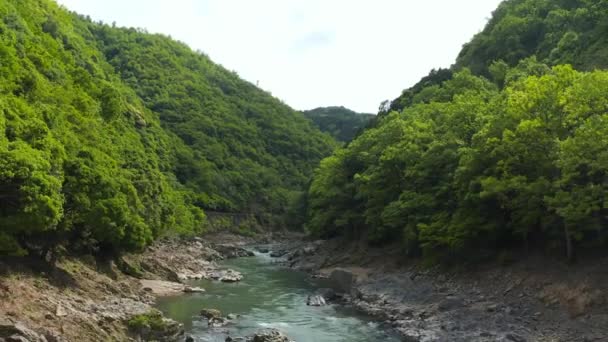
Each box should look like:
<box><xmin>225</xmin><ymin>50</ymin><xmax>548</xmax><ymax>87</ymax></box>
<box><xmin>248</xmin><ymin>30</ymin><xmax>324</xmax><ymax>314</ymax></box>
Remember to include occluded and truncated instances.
<box><xmin>0</xmin><ymin>318</ymin><xmax>48</xmax><ymax>342</ymax></box>
<box><xmin>329</xmin><ymin>268</ymin><xmax>356</xmax><ymax>294</ymax></box>
<box><xmin>214</xmin><ymin>244</ymin><xmax>254</xmax><ymax>259</ymax></box>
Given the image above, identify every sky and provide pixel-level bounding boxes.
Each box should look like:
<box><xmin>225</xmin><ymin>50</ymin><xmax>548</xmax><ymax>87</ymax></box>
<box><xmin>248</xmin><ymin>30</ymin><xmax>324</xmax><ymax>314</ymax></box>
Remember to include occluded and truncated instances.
<box><xmin>56</xmin><ymin>0</ymin><xmax>503</xmax><ymax>113</ymax></box>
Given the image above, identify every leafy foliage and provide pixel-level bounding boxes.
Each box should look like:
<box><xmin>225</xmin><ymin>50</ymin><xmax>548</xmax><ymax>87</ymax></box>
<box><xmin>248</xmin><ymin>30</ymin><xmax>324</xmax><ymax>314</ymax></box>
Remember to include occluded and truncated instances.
<box><xmin>308</xmin><ymin>0</ymin><xmax>608</xmax><ymax>261</ymax></box>
<box><xmin>302</xmin><ymin>106</ymin><xmax>375</xmax><ymax>142</ymax></box>
<box><xmin>308</xmin><ymin>64</ymin><xmax>608</xmax><ymax>260</ymax></box>
<box><xmin>0</xmin><ymin>0</ymin><xmax>335</xmax><ymax>256</ymax></box>
<box><xmin>456</xmin><ymin>0</ymin><xmax>608</xmax><ymax>75</ymax></box>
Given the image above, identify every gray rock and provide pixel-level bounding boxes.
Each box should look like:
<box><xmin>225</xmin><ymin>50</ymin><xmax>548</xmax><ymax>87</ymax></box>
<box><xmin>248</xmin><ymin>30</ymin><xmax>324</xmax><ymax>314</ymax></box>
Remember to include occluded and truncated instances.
<box><xmin>255</xmin><ymin>247</ymin><xmax>270</xmax><ymax>253</ymax></box>
<box><xmin>329</xmin><ymin>268</ymin><xmax>356</xmax><ymax>294</ymax></box>
<box><xmin>0</xmin><ymin>319</ymin><xmax>47</xmax><ymax>342</ymax></box>
<box><xmin>247</xmin><ymin>329</ymin><xmax>294</xmax><ymax>342</ymax></box>
<box><xmin>200</xmin><ymin>309</ymin><xmax>222</xmax><ymax>320</ymax></box>
<box><xmin>209</xmin><ymin>270</ymin><xmax>243</xmax><ymax>283</ymax></box>
<box><xmin>306</xmin><ymin>295</ymin><xmax>327</xmax><ymax>306</ymax></box>
<box><xmin>214</xmin><ymin>244</ymin><xmax>254</xmax><ymax>259</ymax></box>
<box><xmin>183</xmin><ymin>286</ymin><xmax>205</xmax><ymax>293</ymax></box>
<box><xmin>208</xmin><ymin>317</ymin><xmax>228</xmax><ymax>328</ymax></box>
<box><xmin>270</xmin><ymin>250</ymin><xmax>288</xmax><ymax>258</ymax></box>
<box><xmin>505</xmin><ymin>333</ymin><xmax>526</xmax><ymax>342</ymax></box>
<box><xmin>437</xmin><ymin>297</ymin><xmax>464</xmax><ymax>312</ymax></box>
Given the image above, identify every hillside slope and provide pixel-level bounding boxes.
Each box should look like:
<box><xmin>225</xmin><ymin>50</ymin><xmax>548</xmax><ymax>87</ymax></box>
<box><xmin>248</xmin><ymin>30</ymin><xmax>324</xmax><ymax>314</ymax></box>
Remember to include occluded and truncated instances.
<box><xmin>302</xmin><ymin>106</ymin><xmax>374</xmax><ymax>142</ymax></box>
<box><xmin>306</xmin><ymin>0</ymin><xmax>608</xmax><ymax>261</ymax></box>
<box><xmin>0</xmin><ymin>0</ymin><xmax>335</xmax><ymax>257</ymax></box>
<box><xmin>390</xmin><ymin>0</ymin><xmax>608</xmax><ymax>113</ymax></box>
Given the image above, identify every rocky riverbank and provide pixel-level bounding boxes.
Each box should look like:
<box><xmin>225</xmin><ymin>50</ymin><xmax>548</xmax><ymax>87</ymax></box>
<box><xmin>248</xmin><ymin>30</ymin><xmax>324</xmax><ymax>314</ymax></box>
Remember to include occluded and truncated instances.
<box><xmin>0</xmin><ymin>234</ymin><xmax>263</xmax><ymax>342</ymax></box>
<box><xmin>3</xmin><ymin>232</ymin><xmax>606</xmax><ymax>342</ymax></box>
<box><xmin>280</xmin><ymin>238</ymin><xmax>608</xmax><ymax>342</ymax></box>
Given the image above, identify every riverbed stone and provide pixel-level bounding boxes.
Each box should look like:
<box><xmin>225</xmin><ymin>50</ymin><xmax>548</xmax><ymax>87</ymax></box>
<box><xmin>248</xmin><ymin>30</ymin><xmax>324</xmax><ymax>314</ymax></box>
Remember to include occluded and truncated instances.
<box><xmin>307</xmin><ymin>295</ymin><xmax>327</xmax><ymax>306</ymax></box>
<box><xmin>247</xmin><ymin>329</ymin><xmax>294</xmax><ymax>342</ymax></box>
<box><xmin>214</xmin><ymin>244</ymin><xmax>254</xmax><ymax>259</ymax></box>
<box><xmin>200</xmin><ymin>309</ymin><xmax>222</xmax><ymax>320</ymax></box>
<box><xmin>208</xmin><ymin>317</ymin><xmax>228</xmax><ymax>328</ymax></box>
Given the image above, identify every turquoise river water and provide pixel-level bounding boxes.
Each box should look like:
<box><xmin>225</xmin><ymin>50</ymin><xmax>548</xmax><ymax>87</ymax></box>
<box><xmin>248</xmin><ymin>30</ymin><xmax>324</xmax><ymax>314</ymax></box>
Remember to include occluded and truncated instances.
<box><xmin>156</xmin><ymin>251</ymin><xmax>400</xmax><ymax>342</ymax></box>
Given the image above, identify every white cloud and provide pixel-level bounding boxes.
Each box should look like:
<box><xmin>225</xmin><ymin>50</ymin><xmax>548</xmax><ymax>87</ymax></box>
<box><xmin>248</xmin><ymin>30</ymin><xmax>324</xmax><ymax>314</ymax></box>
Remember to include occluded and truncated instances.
<box><xmin>57</xmin><ymin>0</ymin><xmax>502</xmax><ymax>113</ymax></box>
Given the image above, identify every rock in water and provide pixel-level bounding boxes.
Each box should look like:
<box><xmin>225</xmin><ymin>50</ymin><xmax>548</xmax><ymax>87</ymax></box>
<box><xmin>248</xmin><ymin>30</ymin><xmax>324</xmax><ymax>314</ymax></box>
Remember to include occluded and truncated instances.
<box><xmin>248</xmin><ymin>329</ymin><xmax>294</xmax><ymax>342</ymax></box>
<box><xmin>270</xmin><ymin>250</ymin><xmax>288</xmax><ymax>258</ymax></box>
<box><xmin>183</xmin><ymin>286</ymin><xmax>205</xmax><ymax>293</ymax></box>
<box><xmin>255</xmin><ymin>247</ymin><xmax>270</xmax><ymax>253</ymax></box>
<box><xmin>208</xmin><ymin>317</ymin><xmax>228</xmax><ymax>328</ymax></box>
<box><xmin>306</xmin><ymin>295</ymin><xmax>327</xmax><ymax>306</ymax></box>
<box><xmin>214</xmin><ymin>244</ymin><xmax>254</xmax><ymax>259</ymax></box>
<box><xmin>209</xmin><ymin>269</ymin><xmax>243</xmax><ymax>282</ymax></box>
<box><xmin>200</xmin><ymin>309</ymin><xmax>222</xmax><ymax>320</ymax></box>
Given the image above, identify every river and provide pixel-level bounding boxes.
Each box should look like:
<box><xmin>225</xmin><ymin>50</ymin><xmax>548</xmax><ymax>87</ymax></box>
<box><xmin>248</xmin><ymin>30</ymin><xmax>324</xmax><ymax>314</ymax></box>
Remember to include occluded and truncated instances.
<box><xmin>156</xmin><ymin>251</ymin><xmax>400</xmax><ymax>341</ymax></box>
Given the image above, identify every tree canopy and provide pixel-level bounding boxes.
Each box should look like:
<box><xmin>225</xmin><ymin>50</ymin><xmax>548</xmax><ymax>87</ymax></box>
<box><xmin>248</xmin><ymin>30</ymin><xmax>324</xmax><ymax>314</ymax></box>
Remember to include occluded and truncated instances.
<box><xmin>307</xmin><ymin>0</ymin><xmax>608</xmax><ymax>261</ymax></box>
<box><xmin>0</xmin><ymin>0</ymin><xmax>335</xmax><ymax>256</ymax></box>
<box><xmin>302</xmin><ymin>107</ymin><xmax>375</xmax><ymax>143</ymax></box>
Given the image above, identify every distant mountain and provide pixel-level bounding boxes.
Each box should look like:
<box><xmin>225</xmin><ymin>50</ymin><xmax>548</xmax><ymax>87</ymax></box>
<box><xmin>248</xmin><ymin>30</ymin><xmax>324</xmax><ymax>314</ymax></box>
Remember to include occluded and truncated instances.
<box><xmin>302</xmin><ymin>107</ymin><xmax>375</xmax><ymax>142</ymax></box>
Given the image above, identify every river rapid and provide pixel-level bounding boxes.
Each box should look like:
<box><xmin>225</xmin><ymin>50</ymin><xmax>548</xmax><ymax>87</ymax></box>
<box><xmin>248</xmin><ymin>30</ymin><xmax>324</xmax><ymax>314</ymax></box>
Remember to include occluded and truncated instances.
<box><xmin>156</xmin><ymin>251</ymin><xmax>400</xmax><ymax>341</ymax></box>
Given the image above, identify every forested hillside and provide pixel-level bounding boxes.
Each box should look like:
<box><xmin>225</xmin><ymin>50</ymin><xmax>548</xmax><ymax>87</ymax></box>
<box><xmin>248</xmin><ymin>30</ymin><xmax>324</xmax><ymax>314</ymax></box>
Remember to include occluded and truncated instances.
<box><xmin>302</xmin><ymin>107</ymin><xmax>374</xmax><ymax>142</ymax></box>
<box><xmin>306</xmin><ymin>0</ymin><xmax>608</xmax><ymax>261</ymax></box>
<box><xmin>0</xmin><ymin>0</ymin><xmax>335</xmax><ymax>257</ymax></box>
<box><xmin>390</xmin><ymin>0</ymin><xmax>608</xmax><ymax>113</ymax></box>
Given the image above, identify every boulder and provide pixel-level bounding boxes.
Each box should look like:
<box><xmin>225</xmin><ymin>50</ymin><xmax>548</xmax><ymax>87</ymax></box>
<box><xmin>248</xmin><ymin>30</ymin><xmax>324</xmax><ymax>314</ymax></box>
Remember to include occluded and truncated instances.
<box><xmin>247</xmin><ymin>329</ymin><xmax>294</xmax><ymax>342</ymax></box>
<box><xmin>209</xmin><ymin>270</ymin><xmax>243</xmax><ymax>283</ymax></box>
<box><xmin>302</xmin><ymin>246</ymin><xmax>316</xmax><ymax>255</ymax></box>
<box><xmin>208</xmin><ymin>317</ymin><xmax>228</xmax><ymax>328</ymax></box>
<box><xmin>316</xmin><ymin>288</ymin><xmax>338</xmax><ymax>301</ymax></box>
<box><xmin>214</xmin><ymin>244</ymin><xmax>254</xmax><ymax>259</ymax></box>
<box><xmin>183</xmin><ymin>286</ymin><xmax>205</xmax><ymax>293</ymax></box>
<box><xmin>329</xmin><ymin>268</ymin><xmax>356</xmax><ymax>294</ymax></box>
<box><xmin>200</xmin><ymin>309</ymin><xmax>222</xmax><ymax>320</ymax></box>
<box><xmin>270</xmin><ymin>250</ymin><xmax>288</xmax><ymax>258</ymax></box>
<box><xmin>306</xmin><ymin>295</ymin><xmax>326</xmax><ymax>306</ymax></box>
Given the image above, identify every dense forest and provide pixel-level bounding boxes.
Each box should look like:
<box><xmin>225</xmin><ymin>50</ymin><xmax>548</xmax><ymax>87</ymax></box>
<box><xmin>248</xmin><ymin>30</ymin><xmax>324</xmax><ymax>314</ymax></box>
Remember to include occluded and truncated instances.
<box><xmin>306</xmin><ymin>0</ymin><xmax>608</xmax><ymax>261</ymax></box>
<box><xmin>302</xmin><ymin>107</ymin><xmax>374</xmax><ymax>142</ymax></box>
<box><xmin>0</xmin><ymin>0</ymin><xmax>335</xmax><ymax>257</ymax></box>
